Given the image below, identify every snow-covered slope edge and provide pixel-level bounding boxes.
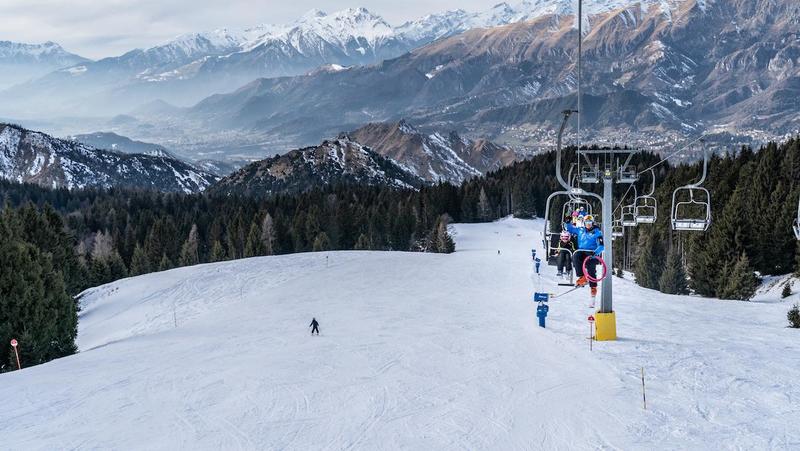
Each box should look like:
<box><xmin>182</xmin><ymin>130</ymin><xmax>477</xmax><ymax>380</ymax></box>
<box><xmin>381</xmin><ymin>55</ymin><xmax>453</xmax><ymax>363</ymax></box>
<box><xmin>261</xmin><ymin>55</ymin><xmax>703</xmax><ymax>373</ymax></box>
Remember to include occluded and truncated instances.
<box><xmin>1</xmin><ymin>218</ymin><xmax>797</xmax><ymax>449</ymax></box>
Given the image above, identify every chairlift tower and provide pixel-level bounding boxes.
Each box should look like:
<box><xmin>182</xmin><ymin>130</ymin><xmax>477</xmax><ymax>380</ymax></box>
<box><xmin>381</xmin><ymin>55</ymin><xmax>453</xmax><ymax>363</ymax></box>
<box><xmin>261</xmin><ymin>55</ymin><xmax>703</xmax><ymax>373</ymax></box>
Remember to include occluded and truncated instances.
<box><xmin>550</xmin><ymin>0</ymin><xmax>646</xmax><ymax>340</ymax></box>
<box><xmin>542</xmin><ymin>0</ymin><xmax>714</xmax><ymax>340</ymax></box>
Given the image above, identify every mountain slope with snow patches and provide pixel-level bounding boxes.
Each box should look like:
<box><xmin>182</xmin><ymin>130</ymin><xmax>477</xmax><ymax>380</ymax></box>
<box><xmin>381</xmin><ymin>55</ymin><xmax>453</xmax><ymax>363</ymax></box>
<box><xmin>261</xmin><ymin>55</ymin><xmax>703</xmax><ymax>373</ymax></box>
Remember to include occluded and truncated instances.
<box><xmin>0</xmin><ymin>124</ymin><xmax>217</xmax><ymax>192</ymax></box>
<box><xmin>0</xmin><ymin>40</ymin><xmax>88</xmax><ymax>89</ymax></box>
<box><xmin>0</xmin><ymin>218</ymin><xmax>797</xmax><ymax>449</ymax></box>
<box><xmin>347</xmin><ymin>120</ymin><xmax>517</xmax><ymax>183</ymax></box>
<box><xmin>208</xmin><ymin>137</ymin><xmax>423</xmax><ymax>197</ymax></box>
<box><xmin>0</xmin><ymin>1</ymin><xmax>679</xmax><ymax>118</ymax></box>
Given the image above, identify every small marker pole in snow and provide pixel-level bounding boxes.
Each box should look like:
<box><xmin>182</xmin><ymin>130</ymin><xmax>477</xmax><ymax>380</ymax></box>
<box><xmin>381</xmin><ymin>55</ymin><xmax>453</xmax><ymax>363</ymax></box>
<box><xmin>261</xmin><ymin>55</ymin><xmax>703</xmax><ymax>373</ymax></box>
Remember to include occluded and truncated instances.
<box><xmin>10</xmin><ymin>339</ymin><xmax>21</xmax><ymax>370</ymax></box>
<box><xmin>641</xmin><ymin>367</ymin><xmax>647</xmax><ymax>410</ymax></box>
<box><xmin>588</xmin><ymin>315</ymin><xmax>595</xmax><ymax>351</ymax></box>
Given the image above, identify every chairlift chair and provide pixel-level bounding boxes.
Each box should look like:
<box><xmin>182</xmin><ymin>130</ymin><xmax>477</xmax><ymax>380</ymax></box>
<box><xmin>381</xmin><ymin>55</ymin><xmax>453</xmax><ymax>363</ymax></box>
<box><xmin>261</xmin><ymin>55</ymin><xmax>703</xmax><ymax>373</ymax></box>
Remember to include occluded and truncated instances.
<box><xmin>635</xmin><ymin>197</ymin><xmax>657</xmax><ymax>224</ymax></box>
<box><xmin>634</xmin><ymin>168</ymin><xmax>657</xmax><ymax>224</ymax></box>
<box><xmin>671</xmin><ymin>142</ymin><xmax>712</xmax><ymax>232</ymax></box>
<box><xmin>617</xmin><ymin>166</ymin><xmax>639</xmax><ymax>184</ymax></box>
<box><xmin>671</xmin><ymin>188</ymin><xmax>712</xmax><ymax>231</ymax></box>
<box><xmin>580</xmin><ymin>164</ymin><xmax>600</xmax><ymax>184</ymax></box>
<box><xmin>621</xmin><ymin>205</ymin><xmax>638</xmax><ymax>227</ymax></box>
<box><xmin>612</xmin><ymin>219</ymin><xmax>624</xmax><ymax>239</ymax></box>
<box><xmin>563</xmin><ymin>197</ymin><xmax>592</xmax><ymax>219</ymax></box>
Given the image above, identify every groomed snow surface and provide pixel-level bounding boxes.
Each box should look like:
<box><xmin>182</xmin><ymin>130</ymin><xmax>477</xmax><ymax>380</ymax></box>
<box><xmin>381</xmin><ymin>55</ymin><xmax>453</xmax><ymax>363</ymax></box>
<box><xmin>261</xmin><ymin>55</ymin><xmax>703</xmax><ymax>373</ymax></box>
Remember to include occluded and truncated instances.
<box><xmin>2</xmin><ymin>218</ymin><xmax>799</xmax><ymax>450</ymax></box>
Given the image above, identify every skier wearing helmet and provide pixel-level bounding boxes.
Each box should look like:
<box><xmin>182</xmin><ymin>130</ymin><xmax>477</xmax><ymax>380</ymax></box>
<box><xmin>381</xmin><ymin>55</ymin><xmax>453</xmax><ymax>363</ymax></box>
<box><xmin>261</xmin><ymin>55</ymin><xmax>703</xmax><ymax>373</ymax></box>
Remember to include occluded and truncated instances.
<box><xmin>564</xmin><ymin>214</ymin><xmax>605</xmax><ymax>301</ymax></box>
<box><xmin>556</xmin><ymin>230</ymin><xmax>576</xmax><ymax>277</ymax></box>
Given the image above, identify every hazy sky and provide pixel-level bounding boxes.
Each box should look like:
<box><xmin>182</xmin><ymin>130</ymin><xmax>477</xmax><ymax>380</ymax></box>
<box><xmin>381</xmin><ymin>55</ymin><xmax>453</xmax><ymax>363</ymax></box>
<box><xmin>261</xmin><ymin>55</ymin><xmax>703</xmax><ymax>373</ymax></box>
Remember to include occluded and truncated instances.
<box><xmin>0</xmin><ymin>0</ymin><xmax>497</xmax><ymax>59</ymax></box>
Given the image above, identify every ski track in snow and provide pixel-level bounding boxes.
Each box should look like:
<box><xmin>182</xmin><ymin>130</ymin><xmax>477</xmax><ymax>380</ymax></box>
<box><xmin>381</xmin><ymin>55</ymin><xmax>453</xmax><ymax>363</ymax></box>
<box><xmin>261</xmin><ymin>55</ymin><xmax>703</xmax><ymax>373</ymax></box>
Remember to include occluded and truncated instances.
<box><xmin>1</xmin><ymin>218</ymin><xmax>799</xmax><ymax>450</ymax></box>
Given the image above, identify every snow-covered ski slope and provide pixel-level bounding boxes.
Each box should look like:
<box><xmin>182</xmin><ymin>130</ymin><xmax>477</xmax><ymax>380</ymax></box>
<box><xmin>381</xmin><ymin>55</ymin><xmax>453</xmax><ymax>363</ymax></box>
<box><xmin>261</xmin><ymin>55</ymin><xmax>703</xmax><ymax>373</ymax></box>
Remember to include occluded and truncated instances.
<box><xmin>2</xmin><ymin>218</ymin><xmax>798</xmax><ymax>450</ymax></box>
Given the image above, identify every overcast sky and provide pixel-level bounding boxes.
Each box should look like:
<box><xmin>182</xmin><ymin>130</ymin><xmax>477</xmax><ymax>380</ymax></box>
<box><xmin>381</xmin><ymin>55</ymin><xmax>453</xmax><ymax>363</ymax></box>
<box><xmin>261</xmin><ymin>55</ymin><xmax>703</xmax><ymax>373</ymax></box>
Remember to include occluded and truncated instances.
<box><xmin>0</xmin><ymin>0</ymin><xmax>497</xmax><ymax>59</ymax></box>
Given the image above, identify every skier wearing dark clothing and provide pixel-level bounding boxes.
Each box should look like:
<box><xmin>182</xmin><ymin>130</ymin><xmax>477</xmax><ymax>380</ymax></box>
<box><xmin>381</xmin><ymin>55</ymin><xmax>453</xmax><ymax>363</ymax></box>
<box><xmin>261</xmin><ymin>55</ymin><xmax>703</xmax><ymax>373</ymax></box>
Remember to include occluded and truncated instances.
<box><xmin>309</xmin><ymin>318</ymin><xmax>320</xmax><ymax>335</ymax></box>
<box><xmin>556</xmin><ymin>231</ymin><xmax>576</xmax><ymax>277</ymax></box>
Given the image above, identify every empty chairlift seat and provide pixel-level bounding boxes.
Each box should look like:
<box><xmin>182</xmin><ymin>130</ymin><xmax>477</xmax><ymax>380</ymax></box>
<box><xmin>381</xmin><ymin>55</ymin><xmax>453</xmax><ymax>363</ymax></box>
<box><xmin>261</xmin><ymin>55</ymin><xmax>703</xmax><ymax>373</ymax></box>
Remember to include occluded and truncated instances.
<box><xmin>671</xmin><ymin>142</ymin><xmax>712</xmax><ymax>232</ymax></box>
<box><xmin>617</xmin><ymin>166</ymin><xmax>639</xmax><ymax>184</ymax></box>
<box><xmin>580</xmin><ymin>165</ymin><xmax>601</xmax><ymax>184</ymax></box>
<box><xmin>612</xmin><ymin>219</ymin><xmax>624</xmax><ymax>239</ymax></box>
<box><xmin>671</xmin><ymin>187</ymin><xmax>711</xmax><ymax>231</ymax></box>
<box><xmin>635</xmin><ymin>169</ymin><xmax>658</xmax><ymax>224</ymax></box>
<box><xmin>635</xmin><ymin>196</ymin><xmax>657</xmax><ymax>224</ymax></box>
<box><xmin>621</xmin><ymin>205</ymin><xmax>637</xmax><ymax>227</ymax></box>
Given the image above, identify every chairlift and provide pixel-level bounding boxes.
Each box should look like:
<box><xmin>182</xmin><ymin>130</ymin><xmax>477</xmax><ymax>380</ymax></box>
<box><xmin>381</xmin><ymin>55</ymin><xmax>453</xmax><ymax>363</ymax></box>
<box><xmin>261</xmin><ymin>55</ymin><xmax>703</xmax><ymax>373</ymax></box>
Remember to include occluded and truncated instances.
<box><xmin>612</xmin><ymin>219</ymin><xmax>624</xmax><ymax>239</ymax></box>
<box><xmin>542</xmin><ymin>189</ymin><xmax>601</xmax><ymax>266</ymax></box>
<box><xmin>671</xmin><ymin>142</ymin><xmax>712</xmax><ymax>232</ymax></box>
<box><xmin>635</xmin><ymin>169</ymin><xmax>657</xmax><ymax>224</ymax></box>
<box><xmin>580</xmin><ymin>164</ymin><xmax>600</xmax><ymax>184</ymax></box>
<box><xmin>563</xmin><ymin>196</ymin><xmax>592</xmax><ymax>219</ymax></box>
<box><xmin>617</xmin><ymin>166</ymin><xmax>639</xmax><ymax>184</ymax></box>
<box><xmin>621</xmin><ymin>205</ymin><xmax>637</xmax><ymax>227</ymax></box>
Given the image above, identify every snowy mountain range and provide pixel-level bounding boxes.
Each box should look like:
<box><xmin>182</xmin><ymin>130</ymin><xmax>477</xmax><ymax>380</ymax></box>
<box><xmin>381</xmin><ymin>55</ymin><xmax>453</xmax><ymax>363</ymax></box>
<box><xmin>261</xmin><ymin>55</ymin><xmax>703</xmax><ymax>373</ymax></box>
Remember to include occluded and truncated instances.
<box><xmin>0</xmin><ymin>124</ymin><xmax>217</xmax><ymax>192</ymax></box>
<box><xmin>0</xmin><ymin>41</ymin><xmax>88</xmax><ymax>90</ymax></box>
<box><xmin>209</xmin><ymin>137</ymin><xmax>422</xmax><ymax>197</ymax></box>
<box><xmin>68</xmin><ymin>132</ymin><xmax>176</xmax><ymax>159</ymax></box>
<box><xmin>172</xmin><ymin>0</ymin><xmax>799</xmax><ymax>151</ymax></box>
<box><xmin>0</xmin><ymin>1</ymin><xmax>651</xmax><ymax>117</ymax></box>
<box><xmin>347</xmin><ymin>120</ymin><xmax>517</xmax><ymax>183</ymax></box>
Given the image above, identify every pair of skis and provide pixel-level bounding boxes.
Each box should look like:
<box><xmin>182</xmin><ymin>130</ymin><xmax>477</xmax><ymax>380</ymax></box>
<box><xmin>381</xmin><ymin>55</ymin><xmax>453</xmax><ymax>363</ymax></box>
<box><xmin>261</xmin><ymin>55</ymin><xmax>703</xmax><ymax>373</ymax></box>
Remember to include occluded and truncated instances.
<box><xmin>552</xmin><ymin>282</ymin><xmax>597</xmax><ymax>307</ymax></box>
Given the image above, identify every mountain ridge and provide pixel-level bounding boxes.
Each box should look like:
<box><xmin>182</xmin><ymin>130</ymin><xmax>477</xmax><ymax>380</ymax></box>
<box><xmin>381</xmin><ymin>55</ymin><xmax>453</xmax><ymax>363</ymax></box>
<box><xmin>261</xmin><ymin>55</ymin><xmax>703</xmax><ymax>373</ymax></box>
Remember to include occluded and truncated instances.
<box><xmin>208</xmin><ymin>137</ymin><xmax>423</xmax><ymax>197</ymax></box>
<box><xmin>174</xmin><ymin>0</ymin><xmax>799</xmax><ymax>152</ymax></box>
<box><xmin>0</xmin><ymin>124</ymin><xmax>217</xmax><ymax>192</ymax></box>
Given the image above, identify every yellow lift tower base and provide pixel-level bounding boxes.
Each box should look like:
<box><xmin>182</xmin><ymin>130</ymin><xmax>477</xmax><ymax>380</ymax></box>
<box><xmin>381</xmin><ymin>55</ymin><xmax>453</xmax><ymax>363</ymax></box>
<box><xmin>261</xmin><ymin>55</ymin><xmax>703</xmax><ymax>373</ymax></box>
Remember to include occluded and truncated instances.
<box><xmin>594</xmin><ymin>312</ymin><xmax>617</xmax><ymax>341</ymax></box>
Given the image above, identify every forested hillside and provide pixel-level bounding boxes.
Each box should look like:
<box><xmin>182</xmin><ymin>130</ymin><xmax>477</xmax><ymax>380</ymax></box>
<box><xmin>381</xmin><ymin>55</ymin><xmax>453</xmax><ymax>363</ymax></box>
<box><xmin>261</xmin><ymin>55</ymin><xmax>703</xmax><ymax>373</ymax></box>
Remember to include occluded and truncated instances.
<box><xmin>625</xmin><ymin>138</ymin><xmax>800</xmax><ymax>300</ymax></box>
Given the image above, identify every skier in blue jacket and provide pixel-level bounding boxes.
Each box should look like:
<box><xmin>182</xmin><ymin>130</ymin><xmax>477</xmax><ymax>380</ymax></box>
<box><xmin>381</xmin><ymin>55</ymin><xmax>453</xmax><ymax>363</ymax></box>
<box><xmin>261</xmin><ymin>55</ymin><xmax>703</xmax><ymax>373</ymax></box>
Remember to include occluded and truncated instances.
<box><xmin>564</xmin><ymin>215</ymin><xmax>604</xmax><ymax>298</ymax></box>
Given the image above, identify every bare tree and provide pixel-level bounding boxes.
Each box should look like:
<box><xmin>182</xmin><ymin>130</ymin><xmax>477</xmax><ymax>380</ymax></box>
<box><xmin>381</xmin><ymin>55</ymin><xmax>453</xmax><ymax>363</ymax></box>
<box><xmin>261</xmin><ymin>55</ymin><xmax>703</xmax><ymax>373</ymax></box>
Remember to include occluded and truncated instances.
<box><xmin>261</xmin><ymin>213</ymin><xmax>275</xmax><ymax>256</ymax></box>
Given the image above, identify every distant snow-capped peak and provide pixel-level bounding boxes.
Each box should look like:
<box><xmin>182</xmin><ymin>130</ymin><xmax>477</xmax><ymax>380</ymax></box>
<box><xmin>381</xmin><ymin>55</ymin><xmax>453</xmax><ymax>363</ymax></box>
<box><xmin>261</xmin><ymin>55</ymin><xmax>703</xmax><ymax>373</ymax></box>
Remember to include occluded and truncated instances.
<box><xmin>0</xmin><ymin>40</ymin><xmax>86</xmax><ymax>62</ymax></box>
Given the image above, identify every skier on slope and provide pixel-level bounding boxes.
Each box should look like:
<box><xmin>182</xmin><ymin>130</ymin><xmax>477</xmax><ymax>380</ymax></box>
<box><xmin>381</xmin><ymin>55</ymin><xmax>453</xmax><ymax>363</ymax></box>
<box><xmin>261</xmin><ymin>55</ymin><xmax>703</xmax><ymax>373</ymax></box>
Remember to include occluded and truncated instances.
<box><xmin>309</xmin><ymin>318</ymin><xmax>320</xmax><ymax>336</ymax></box>
<box><xmin>564</xmin><ymin>215</ymin><xmax>604</xmax><ymax>300</ymax></box>
<box><xmin>556</xmin><ymin>231</ymin><xmax>576</xmax><ymax>278</ymax></box>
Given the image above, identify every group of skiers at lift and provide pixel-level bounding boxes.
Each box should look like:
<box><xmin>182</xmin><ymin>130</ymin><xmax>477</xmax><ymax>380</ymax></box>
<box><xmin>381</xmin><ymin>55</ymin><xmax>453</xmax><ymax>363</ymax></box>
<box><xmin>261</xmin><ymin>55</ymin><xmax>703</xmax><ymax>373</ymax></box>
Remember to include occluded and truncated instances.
<box><xmin>554</xmin><ymin>206</ymin><xmax>605</xmax><ymax>298</ymax></box>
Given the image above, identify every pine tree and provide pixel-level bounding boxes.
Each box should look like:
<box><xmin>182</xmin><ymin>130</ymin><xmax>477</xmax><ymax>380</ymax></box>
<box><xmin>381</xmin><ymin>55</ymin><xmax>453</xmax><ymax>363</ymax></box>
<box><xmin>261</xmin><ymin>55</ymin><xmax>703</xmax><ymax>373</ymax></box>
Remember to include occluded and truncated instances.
<box><xmin>434</xmin><ymin>215</ymin><xmax>455</xmax><ymax>253</ymax></box>
<box><xmin>354</xmin><ymin>233</ymin><xmax>371</xmax><ymax>250</ymax></box>
<box><xmin>244</xmin><ymin>222</ymin><xmax>264</xmax><ymax>257</ymax></box>
<box><xmin>659</xmin><ymin>244</ymin><xmax>689</xmax><ymax>295</ymax></box>
<box><xmin>106</xmin><ymin>251</ymin><xmax>128</xmax><ymax>280</ymax></box>
<box><xmin>89</xmin><ymin>258</ymin><xmax>110</xmax><ymax>286</ymax></box>
<box><xmin>210</xmin><ymin>240</ymin><xmax>227</xmax><ymax>262</ymax></box>
<box><xmin>179</xmin><ymin>224</ymin><xmax>199</xmax><ymax>266</ymax></box>
<box><xmin>698</xmin><ymin>184</ymin><xmax>751</xmax><ymax>296</ymax></box>
<box><xmin>788</xmin><ymin>304</ymin><xmax>800</xmax><ymax>328</ymax></box>
<box><xmin>312</xmin><ymin>232</ymin><xmax>330</xmax><ymax>252</ymax></box>
<box><xmin>718</xmin><ymin>253</ymin><xmax>760</xmax><ymax>301</ymax></box>
<box><xmin>781</xmin><ymin>282</ymin><xmax>792</xmax><ymax>299</ymax></box>
<box><xmin>634</xmin><ymin>232</ymin><xmax>660</xmax><ymax>290</ymax></box>
<box><xmin>129</xmin><ymin>244</ymin><xmax>151</xmax><ymax>276</ymax></box>
<box><xmin>158</xmin><ymin>254</ymin><xmax>173</xmax><ymax>272</ymax></box>
<box><xmin>0</xmin><ymin>210</ymin><xmax>77</xmax><ymax>371</ymax></box>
